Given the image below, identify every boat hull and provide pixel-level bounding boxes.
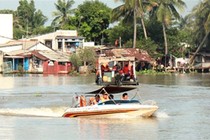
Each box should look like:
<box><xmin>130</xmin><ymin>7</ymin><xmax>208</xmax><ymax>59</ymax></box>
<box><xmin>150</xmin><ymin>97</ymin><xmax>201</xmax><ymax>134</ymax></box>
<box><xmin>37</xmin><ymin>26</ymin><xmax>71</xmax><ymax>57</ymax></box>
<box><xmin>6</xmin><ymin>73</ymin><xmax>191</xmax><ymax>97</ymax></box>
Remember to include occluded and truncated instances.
<box><xmin>62</xmin><ymin>104</ymin><xmax>158</xmax><ymax>118</ymax></box>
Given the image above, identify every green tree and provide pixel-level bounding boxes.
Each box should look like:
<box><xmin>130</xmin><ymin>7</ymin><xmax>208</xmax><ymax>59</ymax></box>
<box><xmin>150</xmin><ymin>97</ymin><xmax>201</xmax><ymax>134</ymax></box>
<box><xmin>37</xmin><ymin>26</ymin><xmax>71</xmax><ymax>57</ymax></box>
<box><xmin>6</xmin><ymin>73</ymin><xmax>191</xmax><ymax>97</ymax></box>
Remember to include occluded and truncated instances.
<box><xmin>188</xmin><ymin>0</ymin><xmax>210</xmax><ymax>64</ymax></box>
<box><xmin>76</xmin><ymin>0</ymin><xmax>111</xmax><ymax>45</ymax></box>
<box><xmin>188</xmin><ymin>0</ymin><xmax>210</xmax><ymax>47</ymax></box>
<box><xmin>52</xmin><ymin>0</ymin><xmax>75</xmax><ymax>29</ymax></box>
<box><xmin>34</xmin><ymin>10</ymin><xmax>47</xmax><ymax>28</ymax></box>
<box><xmin>16</xmin><ymin>0</ymin><xmax>47</xmax><ymax>38</ymax></box>
<box><xmin>146</xmin><ymin>17</ymin><xmax>163</xmax><ymax>46</ymax></box>
<box><xmin>112</xmin><ymin>0</ymin><xmax>156</xmax><ymax>48</ymax></box>
<box><xmin>108</xmin><ymin>22</ymin><xmax>134</xmax><ymax>47</ymax></box>
<box><xmin>69</xmin><ymin>53</ymin><xmax>82</xmax><ymax>72</ymax></box>
<box><xmin>78</xmin><ymin>47</ymin><xmax>96</xmax><ymax>67</ymax></box>
<box><xmin>69</xmin><ymin>48</ymin><xmax>96</xmax><ymax>72</ymax></box>
<box><xmin>149</xmin><ymin>0</ymin><xmax>186</xmax><ymax>56</ymax></box>
<box><xmin>112</xmin><ymin>0</ymin><xmax>140</xmax><ymax>48</ymax></box>
<box><xmin>125</xmin><ymin>38</ymin><xmax>159</xmax><ymax>57</ymax></box>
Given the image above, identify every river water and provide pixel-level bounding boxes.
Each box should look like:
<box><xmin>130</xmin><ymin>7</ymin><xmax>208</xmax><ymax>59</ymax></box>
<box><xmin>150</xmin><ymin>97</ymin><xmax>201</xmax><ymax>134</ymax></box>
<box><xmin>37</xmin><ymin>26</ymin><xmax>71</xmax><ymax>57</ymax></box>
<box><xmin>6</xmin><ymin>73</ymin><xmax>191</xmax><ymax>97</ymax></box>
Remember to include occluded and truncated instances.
<box><xmin>0</xmin><ymin>73</ymin><xmax>210</xmax><ymax>140</ymax></box>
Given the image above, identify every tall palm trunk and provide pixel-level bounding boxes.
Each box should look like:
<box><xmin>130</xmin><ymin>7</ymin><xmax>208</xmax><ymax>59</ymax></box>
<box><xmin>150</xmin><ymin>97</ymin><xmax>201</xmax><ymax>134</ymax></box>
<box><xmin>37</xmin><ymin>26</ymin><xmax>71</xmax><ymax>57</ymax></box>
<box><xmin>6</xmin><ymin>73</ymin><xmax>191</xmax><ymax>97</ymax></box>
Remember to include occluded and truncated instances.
<box><xmin>162</xmin><ymin>23</ymin><xmax>168</xmax><ymax>55</ymax></box>
<box><xmin>162</xmin><ymin>22</ymin><xmax>168</xmax><ymax>70</ymax></box>
<box><xmin>133</xmin><ymin>8</ymin><xmax>137</xmax><ymax>48</ymax></box>
<box><xmin>189</xmin><ymin>32</ymin><xmax>209</xmax><ymax>65</ymax></box>
<box><xmin>140</xmin><ymin>17</ymin><xmax>148</xmax><ymax>39</ymax></box>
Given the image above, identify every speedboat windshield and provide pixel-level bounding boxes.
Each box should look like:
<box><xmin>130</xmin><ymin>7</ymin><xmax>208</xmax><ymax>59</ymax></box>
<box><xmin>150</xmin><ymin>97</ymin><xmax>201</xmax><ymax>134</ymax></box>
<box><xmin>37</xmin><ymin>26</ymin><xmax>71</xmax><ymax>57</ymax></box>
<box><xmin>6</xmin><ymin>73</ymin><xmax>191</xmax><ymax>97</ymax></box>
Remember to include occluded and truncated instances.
<box><xmin>98</xmin><ymin>100</ymin><xmax>140</xmax><ymax>105</ymax></box>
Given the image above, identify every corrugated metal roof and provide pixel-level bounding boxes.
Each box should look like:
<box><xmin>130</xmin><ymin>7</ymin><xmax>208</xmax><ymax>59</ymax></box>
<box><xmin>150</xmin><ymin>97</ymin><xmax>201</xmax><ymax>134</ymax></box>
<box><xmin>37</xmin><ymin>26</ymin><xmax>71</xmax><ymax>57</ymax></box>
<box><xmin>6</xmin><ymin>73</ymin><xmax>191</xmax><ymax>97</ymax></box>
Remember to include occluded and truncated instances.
<box><xmin>104</xmin><ymin>48</ymin><xmax>153</xmax><ymax>62</ymax></box>
<box><xmin>38</xmin><ymin>50</ymin><xmax>70</xmax><ymax>62</ymax></box>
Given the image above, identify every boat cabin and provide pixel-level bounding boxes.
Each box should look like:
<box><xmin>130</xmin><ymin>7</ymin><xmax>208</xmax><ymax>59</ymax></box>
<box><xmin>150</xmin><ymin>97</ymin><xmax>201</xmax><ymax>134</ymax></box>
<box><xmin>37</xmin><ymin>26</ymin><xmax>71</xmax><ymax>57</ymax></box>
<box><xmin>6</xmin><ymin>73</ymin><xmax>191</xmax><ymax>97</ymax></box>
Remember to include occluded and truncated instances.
<box><xmin>95</xmin><ymin>56</ymin><xmax>139</xmax><ymax>86</ymax></box>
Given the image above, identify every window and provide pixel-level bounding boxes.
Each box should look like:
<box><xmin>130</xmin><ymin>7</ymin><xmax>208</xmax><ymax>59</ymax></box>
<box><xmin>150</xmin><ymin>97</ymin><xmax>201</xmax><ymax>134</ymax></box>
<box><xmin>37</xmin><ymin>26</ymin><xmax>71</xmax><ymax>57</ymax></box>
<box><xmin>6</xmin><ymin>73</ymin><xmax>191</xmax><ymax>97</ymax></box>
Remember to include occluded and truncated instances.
<box><xmin>45</xmin><ymin>40</ymin><xmax>52</xmax><ymax>48</ymax></box>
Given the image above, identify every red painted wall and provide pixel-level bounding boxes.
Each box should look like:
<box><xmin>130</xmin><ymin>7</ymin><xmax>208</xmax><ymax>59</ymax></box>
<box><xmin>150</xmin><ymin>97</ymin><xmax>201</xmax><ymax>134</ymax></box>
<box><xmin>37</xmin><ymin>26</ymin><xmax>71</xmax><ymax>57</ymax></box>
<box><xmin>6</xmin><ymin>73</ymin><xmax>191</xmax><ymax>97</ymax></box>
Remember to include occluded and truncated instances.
<box><xmin>43</xmin><ymin>61</ymin><xmax>71</xmax><ymax>74</ymax></box>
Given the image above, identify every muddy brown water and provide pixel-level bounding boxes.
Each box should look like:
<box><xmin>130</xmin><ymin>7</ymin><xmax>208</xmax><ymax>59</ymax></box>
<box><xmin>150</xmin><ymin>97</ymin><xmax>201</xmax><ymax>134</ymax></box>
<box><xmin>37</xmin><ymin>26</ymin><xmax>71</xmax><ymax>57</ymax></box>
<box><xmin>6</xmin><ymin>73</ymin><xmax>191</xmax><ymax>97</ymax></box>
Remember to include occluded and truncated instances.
<box><xmin>0</xmin><ymin>73</ymin><xmax>210</xmax><ymax>140</ymax></box>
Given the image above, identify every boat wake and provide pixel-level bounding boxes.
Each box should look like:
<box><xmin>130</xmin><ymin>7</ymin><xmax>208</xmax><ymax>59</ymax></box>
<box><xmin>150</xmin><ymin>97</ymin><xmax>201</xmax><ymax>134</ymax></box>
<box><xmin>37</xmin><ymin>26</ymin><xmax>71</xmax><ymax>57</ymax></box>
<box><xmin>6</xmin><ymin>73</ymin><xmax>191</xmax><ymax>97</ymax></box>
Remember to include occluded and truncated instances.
<box><xmin>155</xmin><ymin>111</ymin><xmax>169</xmax><ymax>119</ymax></box>
<box><xmin>0</xmin><ymin>107</ymin><xmax>68</xmax><ymax>118</ymax></box>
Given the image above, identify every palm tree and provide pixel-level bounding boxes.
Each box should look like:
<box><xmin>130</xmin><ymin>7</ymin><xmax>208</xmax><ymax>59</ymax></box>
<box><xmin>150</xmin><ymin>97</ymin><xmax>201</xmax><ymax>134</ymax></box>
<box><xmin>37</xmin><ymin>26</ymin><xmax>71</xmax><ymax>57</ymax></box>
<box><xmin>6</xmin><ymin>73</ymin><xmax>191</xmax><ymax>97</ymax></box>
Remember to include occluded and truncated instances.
<box><xmin>34</xmin><ymin>10</ymin><xmax>47</xmax><ymax>28</ymax></box>
<box><xmin>188</xmin><ymin>0</ymin><xmax>210</xmax><ymax>46</ymax></box>
<box><xmin>188</xmin><ymin>0</ymin><xmax>210</xmax><ymax>65</ymax></box>
<box><xmin>149</xmin><ymin>0</ymin><xmax>186</xmax><ymax>56</ymax></box>
<box><xmin>189</xmin><ymin>20</ymin><xmax>210</xmax><ymax>65</ymax></box>
<box><xmin>52</xmin><ymin>0</ymin><xmax>75</xmax><ymax>28</ymax></box>
<box><xmin>112</xmin><ymin>0</ymin><xmax>150</xmax><ymax>48</ymax></box>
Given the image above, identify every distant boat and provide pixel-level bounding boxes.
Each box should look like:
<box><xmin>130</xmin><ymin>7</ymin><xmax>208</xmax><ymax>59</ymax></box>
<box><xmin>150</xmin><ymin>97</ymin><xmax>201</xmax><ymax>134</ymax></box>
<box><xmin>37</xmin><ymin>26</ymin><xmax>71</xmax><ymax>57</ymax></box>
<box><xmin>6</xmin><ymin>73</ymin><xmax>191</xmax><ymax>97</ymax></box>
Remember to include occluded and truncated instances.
<box><xmin>95</xmin><ymin>56</ymin><xmax>139</xmax><ymax>86</ymax></box>
<box><xmin>62</xmin><ymin>85</ymin><xmax>158</xmax><ymax>118</ymax></box>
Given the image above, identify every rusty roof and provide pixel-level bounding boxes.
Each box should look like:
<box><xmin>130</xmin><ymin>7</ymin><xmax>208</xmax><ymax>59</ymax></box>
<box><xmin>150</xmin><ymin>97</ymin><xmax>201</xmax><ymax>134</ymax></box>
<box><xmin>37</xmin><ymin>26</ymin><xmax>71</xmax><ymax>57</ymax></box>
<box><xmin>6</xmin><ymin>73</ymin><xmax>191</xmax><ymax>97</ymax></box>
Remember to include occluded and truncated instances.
<box><xmin>38</xmin><ymin>50</ymin><xmax>70</xmax><ymax>62</ymax></box>
<box><xmin>31</xmin><ymin>50</ymin><xmax>49</xmax><ymax>60</ymax></box>
<box><xmin>104</xmin><ymin>48</ymin><xmax>153</xmax><ymax>62</ymax></box>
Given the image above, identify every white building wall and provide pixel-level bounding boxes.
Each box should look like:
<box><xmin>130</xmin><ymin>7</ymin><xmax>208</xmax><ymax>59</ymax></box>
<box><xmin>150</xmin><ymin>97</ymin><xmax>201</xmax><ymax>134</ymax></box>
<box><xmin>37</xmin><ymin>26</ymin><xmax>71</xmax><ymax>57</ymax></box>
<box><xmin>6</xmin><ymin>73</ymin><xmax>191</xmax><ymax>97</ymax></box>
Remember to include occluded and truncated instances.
<box><xmin>0</xmin><ymin>14</ymin><xmax>13</xmax><ymax>44</ymax></box>
<box><xmin>30</xmin><ymin>30</ymin><xmax>78</xmax><ymax>50</ymax></box>
<box><xmin>175</xmin><ymin>58</ymin><xmax>189</xmax><ymax>67</ymax></box>
<box><xmin>83</xmin><ymin>42</ymin><xmax>95</xmax><ymax>47</ymax></box>
<box><xmin>0</xmin><ymin>45</ymin><xmax>22</xmax><ymax>52</ymax></box>
<box><xmin>56</xmin><ymin>30</ymin><xmax>77</xmax><ymax>36</ymax></box>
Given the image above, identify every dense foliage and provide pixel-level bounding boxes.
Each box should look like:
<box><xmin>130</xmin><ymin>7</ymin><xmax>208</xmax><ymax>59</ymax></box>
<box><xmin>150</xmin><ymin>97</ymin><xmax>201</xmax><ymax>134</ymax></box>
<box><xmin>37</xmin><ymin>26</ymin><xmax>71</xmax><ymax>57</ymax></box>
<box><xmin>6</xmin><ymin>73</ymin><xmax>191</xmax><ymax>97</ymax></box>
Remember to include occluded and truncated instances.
<box><xmin>75</xmin><ymin>1</ymin><xmax>111</xmax><ymax>45</ymax></box>
<box><xmin>0</xmin><ymin>0</ymin><xmax>209</xmax><ymax>61</ymax></box>
<box><xmin>16</xmin><ymin>0</ymin><xmax>48</xmax><ymax>38</ymax></box>
<box><xmin>69</xmin><ymin>47</ymin><xmax>96</xmax><ymax>72</ymax></box>
<box><xmin>77</xmin><ymin>47</ymin><xmax>96</xmax><ymax>67</ymax></box>
<box><xmin>52</xmin><ymin>0</ymin><xmax>75</xmax><ymax>29</ymax></box>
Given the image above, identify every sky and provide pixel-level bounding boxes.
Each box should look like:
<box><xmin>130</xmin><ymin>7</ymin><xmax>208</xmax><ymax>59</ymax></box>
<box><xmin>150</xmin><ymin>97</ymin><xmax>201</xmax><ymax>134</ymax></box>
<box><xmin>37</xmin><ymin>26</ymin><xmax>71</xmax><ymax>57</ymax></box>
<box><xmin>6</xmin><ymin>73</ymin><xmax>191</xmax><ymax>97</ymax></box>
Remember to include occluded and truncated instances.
<box><xmin>0</xmin><ymin>0</ymin><xmax>201</xmax><ymax>25</ymax></box>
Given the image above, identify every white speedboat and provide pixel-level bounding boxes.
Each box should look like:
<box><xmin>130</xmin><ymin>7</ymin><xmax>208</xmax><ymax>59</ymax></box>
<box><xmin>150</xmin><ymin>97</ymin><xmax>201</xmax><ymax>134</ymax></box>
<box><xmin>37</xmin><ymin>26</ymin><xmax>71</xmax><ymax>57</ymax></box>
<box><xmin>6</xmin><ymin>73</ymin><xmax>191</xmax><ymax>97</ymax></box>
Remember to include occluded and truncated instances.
<box><xmin>62</xmin><ymin>86</ymin><xmax>158</xmax><ymax>118</ymax></box>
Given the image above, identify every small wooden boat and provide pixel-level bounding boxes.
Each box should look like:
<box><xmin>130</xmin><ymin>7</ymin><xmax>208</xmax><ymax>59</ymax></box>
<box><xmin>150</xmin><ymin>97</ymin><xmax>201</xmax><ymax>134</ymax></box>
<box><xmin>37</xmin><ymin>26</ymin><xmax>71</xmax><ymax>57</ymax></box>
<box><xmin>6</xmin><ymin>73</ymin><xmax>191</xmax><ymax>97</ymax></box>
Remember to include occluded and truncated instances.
<box><xmin>62</xmin><ymin>86</ymin><xmax>158</xmax><ymax>118</ymax></box>
<box><xmin>95</xmin><ymin>56</ymin><xmax>139</xmax><ymax>86</ymax></box>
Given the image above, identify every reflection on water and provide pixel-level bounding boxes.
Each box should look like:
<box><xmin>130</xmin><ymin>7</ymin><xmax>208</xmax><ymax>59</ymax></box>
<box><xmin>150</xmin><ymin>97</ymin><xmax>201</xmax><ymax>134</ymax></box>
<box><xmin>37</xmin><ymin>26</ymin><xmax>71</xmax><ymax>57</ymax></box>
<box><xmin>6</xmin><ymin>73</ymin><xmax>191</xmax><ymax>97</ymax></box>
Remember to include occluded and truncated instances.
<box><xmin>76</xmin><ymin>117</ymin><xmax>158</xmax><ymax>140</ymax></box>
<box><xmin>0</xmin><ymin>73</ymin><xmax>210</xmax><ymax>140</ymax></box>
<box><xmin>0</xmin><ymin>74</ymin><xmax>99</xmax><ymax>94</ymax></box>
<box><xmin>139</xmin><ymin>73</ymin><xmax>210</xmax><ymax>87</ymax></box>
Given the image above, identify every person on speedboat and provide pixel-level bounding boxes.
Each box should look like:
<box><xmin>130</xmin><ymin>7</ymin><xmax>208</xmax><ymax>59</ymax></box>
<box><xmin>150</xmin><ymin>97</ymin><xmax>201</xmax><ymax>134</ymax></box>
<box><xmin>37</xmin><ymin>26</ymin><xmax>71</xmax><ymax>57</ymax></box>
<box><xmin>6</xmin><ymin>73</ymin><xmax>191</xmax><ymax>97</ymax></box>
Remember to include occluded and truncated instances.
<box><xmin>100</xmin><ymin>91</ymin><xmax>110</xmax><ymax>102</ymax></box>
<box><xmin>89</xmin><ymin>91</ymin><xmax>110</xmax><ymax>105</ymax></box>
<box><xmin>109</xmin><ymin>94</ymin><xmax>114</xmax><ymax>99</ymax></box>
<box><xmin>89</xmin><ymin>94</ymin><xmax>100</xmax><ymax>105</ymax></box>
<box><xmin>122</xmin><ymin>64</ymin><xmax>131</xmax><ymax>81</ymax></box>
<box><xmin>79</xmin><ymin>95</ymin><xmax>87</xmax><ymax>107</ymax></box>
<box><xmin>122</xmin><ymin>93</ymin><xmax>129</xmax><ymax>100</ymax></box>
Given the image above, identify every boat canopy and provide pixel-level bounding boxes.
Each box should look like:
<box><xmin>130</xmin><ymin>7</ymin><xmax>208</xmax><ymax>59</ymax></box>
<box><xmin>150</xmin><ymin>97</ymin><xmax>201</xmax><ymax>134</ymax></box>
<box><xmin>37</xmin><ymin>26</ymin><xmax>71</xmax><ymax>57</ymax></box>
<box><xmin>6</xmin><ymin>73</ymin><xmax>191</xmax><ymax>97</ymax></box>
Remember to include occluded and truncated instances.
<box><xmin>85</xmin><ymin>85</ymin><xmax>137</xmax><ymax>94</ymax></box>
